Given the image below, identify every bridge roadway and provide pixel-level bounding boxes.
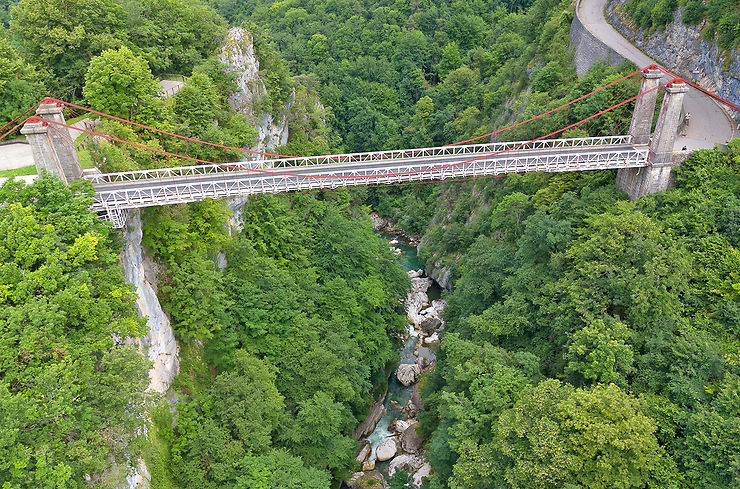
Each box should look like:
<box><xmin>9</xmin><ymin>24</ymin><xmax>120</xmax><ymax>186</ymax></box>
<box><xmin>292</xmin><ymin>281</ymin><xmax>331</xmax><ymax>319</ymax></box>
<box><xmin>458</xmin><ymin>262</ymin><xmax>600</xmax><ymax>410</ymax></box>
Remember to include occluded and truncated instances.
<box><xmin>86</xmin><ymin>136</ymin><xmax>648</xmax><ymax>227</ymax></box>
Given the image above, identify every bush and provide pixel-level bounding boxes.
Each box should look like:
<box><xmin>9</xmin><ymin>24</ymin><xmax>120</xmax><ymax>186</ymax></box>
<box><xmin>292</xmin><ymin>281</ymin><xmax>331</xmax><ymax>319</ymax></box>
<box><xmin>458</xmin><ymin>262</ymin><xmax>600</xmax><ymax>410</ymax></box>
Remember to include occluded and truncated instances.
<box><xmin>650</xmin><ymin>0</ymin><xmax>678</xmax><ymax>27</ymax></box>
<box><xmin>682</xmin><ymin>0</ymin><xmax>705</xmax><ymax>24</ymax></box>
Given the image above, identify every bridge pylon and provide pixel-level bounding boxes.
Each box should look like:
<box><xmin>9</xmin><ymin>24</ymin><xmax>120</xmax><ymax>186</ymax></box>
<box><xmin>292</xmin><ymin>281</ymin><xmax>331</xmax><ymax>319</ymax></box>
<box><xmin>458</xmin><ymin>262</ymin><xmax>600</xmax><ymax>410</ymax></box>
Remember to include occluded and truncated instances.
<box><xmin>627</xmin><ymin>66</ymin><xmax>662</xmax><ymax>144</ymax></box>
<box><xmin>617</xmin><ymin>76</ymin><xmax>689</xmax><ymax>201</ymax></box>
<box><xmin>21</xmin><ymin>99</ymin><xmax>83</xmax><ymax>184</ymax></box>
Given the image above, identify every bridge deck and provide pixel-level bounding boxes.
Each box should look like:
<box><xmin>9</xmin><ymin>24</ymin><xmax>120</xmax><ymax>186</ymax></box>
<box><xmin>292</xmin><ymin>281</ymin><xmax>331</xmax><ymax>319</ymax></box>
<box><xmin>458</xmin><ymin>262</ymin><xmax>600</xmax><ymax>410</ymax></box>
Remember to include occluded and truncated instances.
<box><xmin>88</xmin><ymin>136</ymin><xmax>648</xmax><ymax>227</ymax></box>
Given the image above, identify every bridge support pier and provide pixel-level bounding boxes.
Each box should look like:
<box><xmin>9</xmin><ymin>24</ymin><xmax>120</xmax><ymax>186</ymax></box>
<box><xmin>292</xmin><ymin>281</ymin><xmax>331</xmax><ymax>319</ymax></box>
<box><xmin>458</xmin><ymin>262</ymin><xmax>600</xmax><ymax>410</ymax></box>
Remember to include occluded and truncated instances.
<box><xmin>627</xmin><ymin>67</ymin><xmax>662</xmax><ymax>144</ymax></box>
<box><xmin>617</xmin><ymin>80</ymin><xmax>688</xmax><ymax>201</ymax></box>
<box><xmin>20</xmin><ymin>100</ymin><xmax>83</xmax><ymax>184</ymax></box>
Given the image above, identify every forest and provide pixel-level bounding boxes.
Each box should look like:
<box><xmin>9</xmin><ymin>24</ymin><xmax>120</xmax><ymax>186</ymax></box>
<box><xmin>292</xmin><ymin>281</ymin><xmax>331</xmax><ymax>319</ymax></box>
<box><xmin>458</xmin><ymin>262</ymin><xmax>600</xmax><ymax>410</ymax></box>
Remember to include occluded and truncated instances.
<box><xmin>1</xmin><ymin>0</ymin><xmax>739</xmax><ymax>487</ymax></box>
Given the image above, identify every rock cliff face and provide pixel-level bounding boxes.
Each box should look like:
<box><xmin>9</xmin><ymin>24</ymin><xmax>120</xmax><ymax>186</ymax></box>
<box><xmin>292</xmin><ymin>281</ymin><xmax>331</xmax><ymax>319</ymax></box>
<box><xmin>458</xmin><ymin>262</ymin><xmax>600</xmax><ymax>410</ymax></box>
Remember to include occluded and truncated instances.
<box><xmin>122</xmin><ymin>209</ymin><xmax>179</xmax><ymax>393</ymax></box>
<box><xmin>606</xmin><ymin>0</ymin><xmax>740</xmax><ymax>110</ymax></box>
<box><xmin>218</xmin><ymin>27</ymin><xmax>292</xmax><ymax>154</ymax></box>
<box><xmin>121</xmin><ymin>209</ymin><xmax>180</xmax><ymax>488</ymax></box>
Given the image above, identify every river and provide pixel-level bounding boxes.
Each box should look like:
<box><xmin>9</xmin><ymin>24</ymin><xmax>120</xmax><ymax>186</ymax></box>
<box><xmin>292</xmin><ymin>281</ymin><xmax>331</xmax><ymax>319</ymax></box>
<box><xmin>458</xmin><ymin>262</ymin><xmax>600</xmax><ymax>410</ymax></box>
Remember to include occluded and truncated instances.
<box><xmin>347</xmin><ymin>231</ymin><xmax>443</xmax><ymax>488</ymax></box>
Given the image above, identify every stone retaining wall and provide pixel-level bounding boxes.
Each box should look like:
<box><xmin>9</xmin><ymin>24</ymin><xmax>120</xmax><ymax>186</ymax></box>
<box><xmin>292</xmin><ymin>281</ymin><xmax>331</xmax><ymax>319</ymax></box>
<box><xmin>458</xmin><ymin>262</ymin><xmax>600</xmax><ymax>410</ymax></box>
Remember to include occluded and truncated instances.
<box><xmin>569</xmin><ymin>0</ymin><xmax>627</xmax><ymax>76</ymax></box>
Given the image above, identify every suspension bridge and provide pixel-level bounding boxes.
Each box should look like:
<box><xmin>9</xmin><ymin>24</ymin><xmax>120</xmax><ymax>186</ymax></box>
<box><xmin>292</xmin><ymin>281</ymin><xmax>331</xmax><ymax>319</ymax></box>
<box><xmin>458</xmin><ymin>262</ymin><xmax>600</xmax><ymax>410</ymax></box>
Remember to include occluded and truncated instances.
<box><xmin>2</xmin><ymin>64</ymin><xmax>738</xmax><ymax>228</ymax></box>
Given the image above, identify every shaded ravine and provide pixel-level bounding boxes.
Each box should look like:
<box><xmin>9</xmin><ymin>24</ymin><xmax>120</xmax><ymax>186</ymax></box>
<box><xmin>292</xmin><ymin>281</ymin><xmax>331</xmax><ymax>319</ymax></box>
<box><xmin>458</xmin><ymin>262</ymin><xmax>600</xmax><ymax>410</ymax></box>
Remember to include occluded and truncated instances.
<box><xmin>347</xmin><ymin>225</ymin><xmax>443</xmax><ymax>488</ymax></box>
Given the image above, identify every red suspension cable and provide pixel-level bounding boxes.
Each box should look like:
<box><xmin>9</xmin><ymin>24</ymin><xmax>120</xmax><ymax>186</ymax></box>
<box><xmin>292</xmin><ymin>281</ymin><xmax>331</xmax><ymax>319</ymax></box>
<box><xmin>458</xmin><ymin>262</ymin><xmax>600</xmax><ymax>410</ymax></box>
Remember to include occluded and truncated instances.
<box><xmin>445</xmin><ymin>68</ymin><xmax>642</xmax><ymax>146</ymax></box>
<box><xmin>29</xmin><ymin>79</ymin><xmax>666</xmax><ymax>182</ymax></box>
<box><xmin>0</xmin><ymin>102</ymin><xmax>40</xmax><ymax>142</ymax></box>
<box><xmin>43</xmin><ymin>97</ymin><xmax>292</xmax><ymax>159</ymax></box>
<box><xmin>655</xmin><ymin>65</ymin><xmax>740</xmax><ymax>113</ymax></box>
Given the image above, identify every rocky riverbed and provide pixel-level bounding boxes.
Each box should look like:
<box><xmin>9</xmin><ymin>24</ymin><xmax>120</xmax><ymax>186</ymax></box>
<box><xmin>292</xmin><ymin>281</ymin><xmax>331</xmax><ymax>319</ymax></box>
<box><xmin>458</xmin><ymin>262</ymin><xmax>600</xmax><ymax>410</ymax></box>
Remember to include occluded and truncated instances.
<box><xmin>346</xmin><ymin>224</ymin><xmax>444</xmax><ymax>488</ymax></box>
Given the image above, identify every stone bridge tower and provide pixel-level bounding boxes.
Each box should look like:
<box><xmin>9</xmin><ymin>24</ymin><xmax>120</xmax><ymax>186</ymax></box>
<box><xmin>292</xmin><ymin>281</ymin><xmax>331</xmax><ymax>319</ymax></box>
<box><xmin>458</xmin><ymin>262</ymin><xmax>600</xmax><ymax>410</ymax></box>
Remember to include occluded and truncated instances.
<box><xmin>20</xmin><ymin>99</ymin><xmax>83</xmax><ymax>184</ymax></box>
<box><xmin>617</xmin><ymin>66</ymin><xmax>689</xmax><ymax>200</ymax></box>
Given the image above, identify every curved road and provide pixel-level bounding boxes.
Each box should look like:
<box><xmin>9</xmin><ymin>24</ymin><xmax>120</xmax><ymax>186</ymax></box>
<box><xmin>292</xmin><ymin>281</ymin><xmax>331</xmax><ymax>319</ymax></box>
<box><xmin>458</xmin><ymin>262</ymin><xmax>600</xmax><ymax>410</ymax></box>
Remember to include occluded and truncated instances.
<box><xmin>577</xmin><ymin>0</ymin><xmax>736</xmax><ymax>149</ymax></box>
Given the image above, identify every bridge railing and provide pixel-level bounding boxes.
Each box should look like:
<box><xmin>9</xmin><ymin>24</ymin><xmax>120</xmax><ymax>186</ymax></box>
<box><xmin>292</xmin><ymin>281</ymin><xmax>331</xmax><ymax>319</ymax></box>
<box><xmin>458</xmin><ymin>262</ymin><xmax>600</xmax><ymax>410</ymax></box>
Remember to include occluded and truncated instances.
<box><xmin>85</xmin><ymin>135</ymin><xmax>634</xmax><ymax>184</ymax></box>
<box><xmin>91</xmin><ymin>144</ymin><xmax>649</xmax><ymax>218</ymax></box>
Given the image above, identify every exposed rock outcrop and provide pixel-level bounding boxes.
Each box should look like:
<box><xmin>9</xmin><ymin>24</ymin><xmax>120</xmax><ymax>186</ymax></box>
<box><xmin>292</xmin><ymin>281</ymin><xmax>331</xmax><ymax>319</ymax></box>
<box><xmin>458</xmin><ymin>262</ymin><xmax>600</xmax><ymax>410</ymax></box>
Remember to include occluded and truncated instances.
<box><xmin>218</xmin><ymin>27</ymin><xmax>292</xmax><ymax>154</ymax></box>
<box><xmin>347</xmin><ymin>470</ymin><xmax>389</xmax><ymax>489</ymax></box>
<box><xmin>353</xmin><ymin>392</ymin><xmax>387</xmax><ymax>439</ymax></box>
<box><xmin>401</xmin><ymin>425</ymin><xmax>426</xmax><ymax>453</ymax></box>
<box><xmin>356</xmin><ymin>441</ymin><xmax>371</xmax><ymax>463</ymax></box>
<box><xmin>388</xmin><ymin>454</ymin><xmax>425</xmax><ymax>477</ymax></box>
<box><xmin>394</xmin><ymin>419</ymin><xmax>414</xmax><ymax>433</ymax></box>
<box><xmin>122</xmin><ymin>209</ymin><xmax>179</xmax><ymax>393</ymax></box>
<box><xmin>420</xmin><ymin>317</ymin><xmax>442</xmax><ymax>336</ymax></box>
<box><xmin>413</xmin><ymin>463</ymin><xmax>432</xmax><ymax>487</ymax></box>
<box><xmin>124</xmin><ymin>458</ymin><xmax>151</xmax><ymax>489</ymax></box>
<box><xmin>426</xmin><ymin>262</ymin><xmax>453</xmax><ymax>290</ymax></box>
<box><xmin>396</xmin><ymin>364</ymin><xmax>421</xmax><ymax>387</ymax></box>
<box><xmin>406</xmin><ymin>272</ymin><xmax>433</xmax><ymax>327</ymax></box>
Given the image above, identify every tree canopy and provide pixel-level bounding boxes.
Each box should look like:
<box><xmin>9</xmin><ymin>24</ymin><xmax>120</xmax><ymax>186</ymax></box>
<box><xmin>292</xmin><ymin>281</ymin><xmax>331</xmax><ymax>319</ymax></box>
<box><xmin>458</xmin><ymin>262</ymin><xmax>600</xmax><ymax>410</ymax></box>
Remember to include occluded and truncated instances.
<box><xmin>0</xmin><ymin>176</ymin><xmax>150</xmax><ymax>488</ymax></box>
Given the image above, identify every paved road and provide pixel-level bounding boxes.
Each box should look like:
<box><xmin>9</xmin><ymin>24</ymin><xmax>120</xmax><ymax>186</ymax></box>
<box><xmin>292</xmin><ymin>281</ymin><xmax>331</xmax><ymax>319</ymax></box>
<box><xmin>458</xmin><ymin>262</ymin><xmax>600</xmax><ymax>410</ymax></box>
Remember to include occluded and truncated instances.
<box><xmin>0</xmin><ymin>142</ymin><xmax>35</xmax><ymax>171</ymax></box>
<box><xmin>577</xmin><ymin>0</ymin><xmax>735</xmax><ymax>149</ymax></box>
<box><xmin>159</xmin><ymin>80</ymin><xmax>185</xmax><ymax>98</ymax></box>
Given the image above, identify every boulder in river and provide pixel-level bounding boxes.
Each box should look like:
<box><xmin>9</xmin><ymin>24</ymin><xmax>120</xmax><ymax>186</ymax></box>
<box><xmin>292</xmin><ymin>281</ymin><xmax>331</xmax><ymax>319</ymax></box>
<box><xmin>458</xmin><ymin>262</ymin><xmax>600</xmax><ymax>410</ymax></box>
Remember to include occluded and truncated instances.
<box><xmin>407</xmin><ymin>269</ymin><xmax>424</xmax><ymax>279</ymax></box>
<box><xmin>424</xmin><ymin>333</ymin><xmax>440</xmax><ymax>344</ymax></box>
<box><xmin>420</xmin><ymin>317</ymin><xmax>442</xmax><ymax>335</ymax></box>
<box><xmin>401</xmin><ymin>424</ymin><xmax>426</xmax><ymax>453</ymax></box>
<box><xmin>396</xmin><ymin>364</ymin><xmax>421</xmax><ymax>386</ymax></box>
<box><xmin>356</xmin><ymin>441</ymin><xmax>371</xmax><ymax>463</ymax></box>
<box><xmin>395</xmin><ymin>419</ymin><xmax>415</xmax><ymax>433</ymax></box>
<box><xmin>376</xmin><ymin>438</ymin><xmax>397</xmax><ymax>461</ymax></box>
<box><xmin>353</xmin><ymin>394</ymin><xmax>387</xmax><ymax>439</ymax></box>
<box><xmin>347</xmin><ymin>470</ymin><xmax>388</xmax><ymax>489</ymax></box>
<box><xmin>415</xmin><ymin>355</ymin><xmax>431</xmax><ymax>371</ymax></box>
<box><xmin>362</xmin><ymin>459</ymin><xmax>375</xmax><ymax>471</ymax></box>
<box><xmin>406</xmin><ymin>277</ymin><xmax>432</xmax><ymax>326</ymax></box>
<box><xmin>412</xmin><ymin>463</ymin><xmax>432</xmax><ymax>487</ymax></box>
<box><xmin>388</xmin><ymin>454</ymin><xmax>425</xmax><ymax>477</ymax></box>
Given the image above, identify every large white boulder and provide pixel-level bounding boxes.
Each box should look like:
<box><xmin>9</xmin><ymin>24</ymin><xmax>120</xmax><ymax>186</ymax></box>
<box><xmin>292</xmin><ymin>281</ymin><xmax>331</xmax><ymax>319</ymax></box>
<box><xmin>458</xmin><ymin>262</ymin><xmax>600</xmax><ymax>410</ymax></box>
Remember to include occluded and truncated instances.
<box><xmin>406</xmin><ymin>277</ymin><xmax>432</xmax><ymax>326</ymax></box>
<box><xmin>424</xmin><ymin>333</ymin><xmax>440</xmax><ymax>344</ymax></box>
<box><xmin>376</xmin><ymin>438</ymin><xmax>397</xmax><ymax>462</ymax></box>
<box><xmin>394</xmin><ymin>419</ymin><xmax>415</xmax><ymax>433</ymax></box>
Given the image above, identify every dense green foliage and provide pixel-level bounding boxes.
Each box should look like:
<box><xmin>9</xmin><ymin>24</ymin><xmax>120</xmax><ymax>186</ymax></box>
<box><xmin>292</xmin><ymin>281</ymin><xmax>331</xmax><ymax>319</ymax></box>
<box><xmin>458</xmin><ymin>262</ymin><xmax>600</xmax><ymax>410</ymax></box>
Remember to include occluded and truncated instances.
<box><xmin>623</xmin><ymin>0</ymin><xmax>740</xmax><ymax>49</ymax></box>
<box><xmin>0</xmin><ymin>32</ymin><xmax>44</xmax><ymax>122</ymax></box>
<box><xmin>0</xmin><ymin>176</ymin><xmax>150</xmax><ymax>488</ymax></box>
<box><xmin>83</xmin><ymin>46</ymin><xmax>159</xmax><ymax>119</ymax></box>
<box><xmin>414</xmin><ymin>143</ymin><xmax>740</xmax><ymax>488</ymax></box>
<box><xmin>209</xmin><ymin>0</ymin><xmax>596</xmax><ymax>152</ymax></box>
<box><xmin>5</xmin><ymin>0</ymin><xmax>225</xmax><ymax>94</ymax></box>
<box><xmin>140</xmin><ymin>192</ymin><xmax>409</xmax><ymax>486</ymax></box>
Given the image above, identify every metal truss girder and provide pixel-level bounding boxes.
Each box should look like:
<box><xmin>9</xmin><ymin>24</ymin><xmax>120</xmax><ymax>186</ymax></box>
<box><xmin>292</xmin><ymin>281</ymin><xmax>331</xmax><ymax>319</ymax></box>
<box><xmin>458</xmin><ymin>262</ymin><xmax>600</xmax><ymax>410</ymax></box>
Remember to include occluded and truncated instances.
<box><xmin>85</xmin><ymin>135</ymin><xmax>636</xmax><ymax>184</ymax></box>
<box><xmin>91</xmin><ymin>143</ymin><xmax>649</xmax><ymax>227</ymax></box>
